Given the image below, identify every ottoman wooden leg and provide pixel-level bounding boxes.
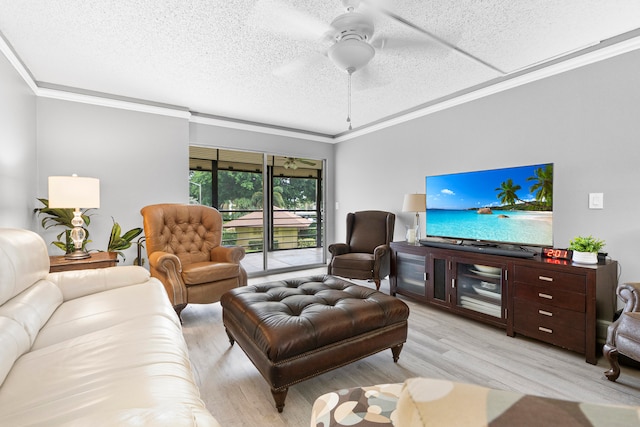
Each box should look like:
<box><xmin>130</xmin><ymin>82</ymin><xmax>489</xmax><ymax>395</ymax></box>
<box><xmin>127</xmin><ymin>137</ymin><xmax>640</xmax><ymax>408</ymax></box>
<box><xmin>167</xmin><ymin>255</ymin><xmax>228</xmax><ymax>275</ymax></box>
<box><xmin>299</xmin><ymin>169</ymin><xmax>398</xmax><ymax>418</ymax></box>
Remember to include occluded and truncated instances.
<box><xmin>391</xmin><ymin>344</ymin><xmax>404</xmax><ymax>363</ymax></box>
<box><xmin>225</xmin><ymin>328</ymin><xmax>235</xmax><ymax>346</ymax></box>
<box><xmin>271</xmin><ymin>387</ymin><xmax>288</xmax><ymax>413</ymax></box>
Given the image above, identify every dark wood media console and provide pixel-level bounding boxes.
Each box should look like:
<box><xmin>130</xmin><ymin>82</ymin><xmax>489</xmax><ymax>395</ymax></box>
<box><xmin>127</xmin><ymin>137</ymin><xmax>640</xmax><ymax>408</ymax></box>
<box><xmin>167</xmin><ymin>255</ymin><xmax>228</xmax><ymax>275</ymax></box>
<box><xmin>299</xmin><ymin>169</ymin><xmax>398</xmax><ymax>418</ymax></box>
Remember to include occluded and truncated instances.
<box><xmin>390</xmin><ymin>241</ymin><xmax>618</xmax><ymax>364</ymax></box>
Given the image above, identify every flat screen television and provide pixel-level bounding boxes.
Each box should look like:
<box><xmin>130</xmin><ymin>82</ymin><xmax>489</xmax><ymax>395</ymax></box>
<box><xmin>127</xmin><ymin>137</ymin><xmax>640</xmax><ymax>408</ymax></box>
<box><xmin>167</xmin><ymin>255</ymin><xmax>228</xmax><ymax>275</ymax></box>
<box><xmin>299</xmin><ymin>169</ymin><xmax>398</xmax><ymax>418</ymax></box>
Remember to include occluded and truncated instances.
<box><xmin>425</xmin><ymin>163</ymin><xmax>553</xmax><ymax>247</ymax></box>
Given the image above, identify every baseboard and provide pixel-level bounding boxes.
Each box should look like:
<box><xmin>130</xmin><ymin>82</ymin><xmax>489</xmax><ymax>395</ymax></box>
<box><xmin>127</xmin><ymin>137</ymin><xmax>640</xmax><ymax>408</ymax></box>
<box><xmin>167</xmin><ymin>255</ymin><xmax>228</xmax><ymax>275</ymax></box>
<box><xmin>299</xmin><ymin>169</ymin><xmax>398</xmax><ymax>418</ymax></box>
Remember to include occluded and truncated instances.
<box><xmin>597</xmin><ymin>318</ymin><xmax>611</xmax><ymax>344</ymax></box>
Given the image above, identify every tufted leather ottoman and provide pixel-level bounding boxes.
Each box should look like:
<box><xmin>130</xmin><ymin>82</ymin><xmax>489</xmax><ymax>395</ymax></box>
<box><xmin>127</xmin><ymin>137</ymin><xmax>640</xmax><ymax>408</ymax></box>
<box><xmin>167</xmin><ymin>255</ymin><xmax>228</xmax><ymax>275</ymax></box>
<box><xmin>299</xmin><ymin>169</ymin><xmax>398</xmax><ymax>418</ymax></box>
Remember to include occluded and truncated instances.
<box><xmin>220</xmin><ymin>275</ymin><xmax>409</xmax><ymax>412</ymax></box>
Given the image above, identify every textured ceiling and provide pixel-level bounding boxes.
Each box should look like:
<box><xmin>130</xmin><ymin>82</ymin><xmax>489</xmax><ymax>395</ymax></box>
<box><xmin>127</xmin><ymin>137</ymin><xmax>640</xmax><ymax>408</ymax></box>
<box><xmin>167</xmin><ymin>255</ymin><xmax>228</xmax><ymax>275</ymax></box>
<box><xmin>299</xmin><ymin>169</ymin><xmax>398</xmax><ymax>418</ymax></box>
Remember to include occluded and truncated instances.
<box><xmin>1</xmin><ymin>0</ymin><xmax>640</xmax><ymax>137</ymax></box>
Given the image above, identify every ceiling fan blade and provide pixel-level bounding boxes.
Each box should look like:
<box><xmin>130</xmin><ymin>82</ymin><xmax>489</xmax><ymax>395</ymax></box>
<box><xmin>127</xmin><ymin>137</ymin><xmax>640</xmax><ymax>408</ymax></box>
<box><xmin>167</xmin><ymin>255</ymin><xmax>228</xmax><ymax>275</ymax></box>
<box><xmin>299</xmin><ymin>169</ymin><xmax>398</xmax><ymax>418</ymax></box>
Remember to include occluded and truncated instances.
<box><xmin>248</xmin><ymin>0</ymin><xmax>333</xmax><ymax>42</ymax></box>
<box><xmin>371</xmin><ymin>34</ymin><xmax>432</xmax><ymax>51</ymax></box>
<box><xmin>352</xmin><ymin>64</ymin><xmax>388</xmax><ymax>91</ymax></box>
<box><xmin>272</xmin><ymin>49</ymin><xmax>328</xmax><ymax>77</ymax></box>
<box><xmin>361</xmin><ymin>0</ymin><xmax>506</xmax><ymax>75</ymax></box>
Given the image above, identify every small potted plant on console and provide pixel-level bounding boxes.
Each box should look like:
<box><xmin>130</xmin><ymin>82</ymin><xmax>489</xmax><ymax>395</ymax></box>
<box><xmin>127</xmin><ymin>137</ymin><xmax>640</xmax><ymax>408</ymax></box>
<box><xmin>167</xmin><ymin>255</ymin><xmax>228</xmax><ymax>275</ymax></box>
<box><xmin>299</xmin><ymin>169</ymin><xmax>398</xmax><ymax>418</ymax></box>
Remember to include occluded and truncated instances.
<box><xmin>568</xmin><ymin>235</ymin><xmax>605</xmax><ymax>264</ymax></box>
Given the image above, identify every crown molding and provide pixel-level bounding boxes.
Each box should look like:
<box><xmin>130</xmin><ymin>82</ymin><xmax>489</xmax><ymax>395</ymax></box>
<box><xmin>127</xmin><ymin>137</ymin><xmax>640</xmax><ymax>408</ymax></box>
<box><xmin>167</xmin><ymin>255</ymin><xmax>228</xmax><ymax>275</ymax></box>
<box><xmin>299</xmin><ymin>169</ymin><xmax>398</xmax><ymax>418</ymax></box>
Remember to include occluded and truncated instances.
<box><xmin>189</xmin><ymin>114</ymin><xmax>334</xmax><ymax>143</ymax></box>
<box><xmin>0</xmin><ymin>32</ymin><xmax>38</xmax><ymax>93</ymax></box>
<box><xmin>36</xmin><ymin>87</ymin><xmax>192</xmax><ymax>119</ymax></box>
<box><xmin>3</xmin><ymin>29</ymin><xmax>639</xmax><ymax>144</ymax></box>
<box><xmin>335</xmin><ymin>34</ymin><xmax>640</xmax><ymax>143</ymax></box>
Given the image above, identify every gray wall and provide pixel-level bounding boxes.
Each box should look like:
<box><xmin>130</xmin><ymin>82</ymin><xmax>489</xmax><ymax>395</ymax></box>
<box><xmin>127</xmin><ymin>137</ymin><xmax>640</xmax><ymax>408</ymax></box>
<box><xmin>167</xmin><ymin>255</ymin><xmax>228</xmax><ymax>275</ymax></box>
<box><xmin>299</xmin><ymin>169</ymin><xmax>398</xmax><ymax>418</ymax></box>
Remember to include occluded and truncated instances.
<box><xmin>0</xmin><ymin>51</ymin><xmax>36</xmax><ymax>229</ymax></box>
<box><xmin>36</xmin><ymin>98</ymin><xmax>189</xmax><ymax>262</ymax></box>
<box><xmin>335</xmin><ymin>49</ymin><xmax>640</xmax><ymax>287</ymax></box>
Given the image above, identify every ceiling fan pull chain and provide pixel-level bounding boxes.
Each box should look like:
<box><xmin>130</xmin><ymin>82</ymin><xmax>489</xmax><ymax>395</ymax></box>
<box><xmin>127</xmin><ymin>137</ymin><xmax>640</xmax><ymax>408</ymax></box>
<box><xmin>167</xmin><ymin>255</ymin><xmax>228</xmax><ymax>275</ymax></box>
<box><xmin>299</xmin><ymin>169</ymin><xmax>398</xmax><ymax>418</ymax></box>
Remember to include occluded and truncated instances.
<box><xmin>347</xmin><ymin>68</ymin><xmax>353</xmax><ymax>130</ymax></box>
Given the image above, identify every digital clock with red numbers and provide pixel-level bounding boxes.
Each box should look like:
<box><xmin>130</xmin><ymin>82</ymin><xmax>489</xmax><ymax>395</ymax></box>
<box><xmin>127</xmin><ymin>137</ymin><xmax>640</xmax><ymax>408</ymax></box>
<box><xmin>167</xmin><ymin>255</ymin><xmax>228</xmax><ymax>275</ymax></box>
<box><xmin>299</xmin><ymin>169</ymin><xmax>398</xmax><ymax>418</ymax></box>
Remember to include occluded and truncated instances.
<box><xmin>542</xmin><ymin>247</ymin><xmax>572</xmax><ymax>260</ymax></box>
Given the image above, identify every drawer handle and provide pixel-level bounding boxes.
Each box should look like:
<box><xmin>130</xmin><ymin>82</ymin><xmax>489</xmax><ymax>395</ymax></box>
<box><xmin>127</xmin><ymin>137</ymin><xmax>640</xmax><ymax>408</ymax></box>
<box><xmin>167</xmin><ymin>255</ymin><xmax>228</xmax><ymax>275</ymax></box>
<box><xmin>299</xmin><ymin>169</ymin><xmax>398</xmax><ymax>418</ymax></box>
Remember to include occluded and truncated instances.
<box><xmin>538</xmin><ymin>327</ymin><xmax>553</xmax><ymax>334</ymax></box>
<box><xmin>538</xmin><ymin>293</ymin><xmax>553</xmax><ymax>300</ymax></box>
<box><xmin>538</xmin><ymin>309</ymin><xmax>553</xmax><ymax>317</ymax></box>
<box><xmin>538</xmin><ymin>276</ymin><xmax>554</xmax><ymax>282</ymax></box>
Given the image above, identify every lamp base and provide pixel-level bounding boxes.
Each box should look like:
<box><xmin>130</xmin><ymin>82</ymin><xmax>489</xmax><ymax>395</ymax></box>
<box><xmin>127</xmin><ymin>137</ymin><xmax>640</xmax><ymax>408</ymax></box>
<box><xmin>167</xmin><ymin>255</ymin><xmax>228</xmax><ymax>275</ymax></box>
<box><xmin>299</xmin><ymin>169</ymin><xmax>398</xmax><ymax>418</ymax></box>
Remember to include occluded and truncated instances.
<box><xmin>64</xmin><ymin>249</ymin><xmax>91</xmax><ymax>260</ymax></box>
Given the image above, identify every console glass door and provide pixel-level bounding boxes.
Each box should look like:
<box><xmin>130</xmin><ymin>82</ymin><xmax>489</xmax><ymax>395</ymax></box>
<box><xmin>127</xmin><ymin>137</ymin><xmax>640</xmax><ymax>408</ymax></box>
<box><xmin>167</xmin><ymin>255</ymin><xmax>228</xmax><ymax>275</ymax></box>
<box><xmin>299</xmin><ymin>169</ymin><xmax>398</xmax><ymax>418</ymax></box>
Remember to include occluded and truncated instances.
<box><xmin>395</xmin><ymin>252</ymin><xmax>426</xmax><ymax>297</ymax></box>
<box><xmin>455</xmin><ymin>262</ymin><xmax>503</xmax><ymax>318</ymax></box>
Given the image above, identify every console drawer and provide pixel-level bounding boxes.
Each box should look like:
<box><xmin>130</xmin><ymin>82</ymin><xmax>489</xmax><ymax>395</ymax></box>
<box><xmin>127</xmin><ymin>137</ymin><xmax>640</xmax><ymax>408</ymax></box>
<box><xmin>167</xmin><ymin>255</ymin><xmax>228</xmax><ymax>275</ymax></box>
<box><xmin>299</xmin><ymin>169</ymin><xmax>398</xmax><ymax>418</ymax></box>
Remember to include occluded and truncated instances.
<box><xmin>513</xmin><ymin>265</ymin><xmax>586</xmax><ymax>293</ymax></box>
<box><xmin>513</xmin><ymin>298</ymin><xmax>585</xmax><ymax>332</ymax></box>
<box><xmin>514</xmin><ymin>283</ymin><xmax>585</xmax><ymax>312</ymax></box>
<box><xmin>513</xmin><ymin>299</ymin><xmax>585</xmax><ymax>352</ymax></box>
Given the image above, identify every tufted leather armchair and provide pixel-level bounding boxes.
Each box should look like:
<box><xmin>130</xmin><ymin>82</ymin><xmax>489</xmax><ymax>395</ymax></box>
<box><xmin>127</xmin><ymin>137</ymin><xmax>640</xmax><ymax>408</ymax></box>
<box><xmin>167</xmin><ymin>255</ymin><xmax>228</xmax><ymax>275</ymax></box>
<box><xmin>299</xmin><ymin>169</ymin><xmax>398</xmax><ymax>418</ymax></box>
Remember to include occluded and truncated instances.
<box><xmin>327</xmin><ymin>210</ymin><xmax>395</xmax><ymax>290</ymax></box>
<box><xmin>604</xmin><ymin>282</ymin><xmax>640</xmax><ymax>381</ymax></box>
<box><xmin>140</xmin><ymin>203</ymin><xmax>247</xmax><ymax>318</ymax></box>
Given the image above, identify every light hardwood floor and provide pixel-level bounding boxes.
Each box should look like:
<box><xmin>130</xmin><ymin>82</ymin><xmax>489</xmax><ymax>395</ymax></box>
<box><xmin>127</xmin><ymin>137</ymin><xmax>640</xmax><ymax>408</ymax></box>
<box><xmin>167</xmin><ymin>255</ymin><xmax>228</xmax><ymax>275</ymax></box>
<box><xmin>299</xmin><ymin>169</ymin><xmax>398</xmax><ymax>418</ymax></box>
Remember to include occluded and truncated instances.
<box><xmin>181</xmin><ymin>268</ymin><xmax>640</xmax><ymax>426</ymax></box>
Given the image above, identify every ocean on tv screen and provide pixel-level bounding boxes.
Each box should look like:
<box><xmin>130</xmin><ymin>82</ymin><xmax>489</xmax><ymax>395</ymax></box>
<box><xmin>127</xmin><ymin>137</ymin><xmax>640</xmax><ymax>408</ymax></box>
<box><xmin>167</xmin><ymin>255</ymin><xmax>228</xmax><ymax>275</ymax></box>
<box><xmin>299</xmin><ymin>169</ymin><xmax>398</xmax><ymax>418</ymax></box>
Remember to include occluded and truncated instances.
<box><xmin>426</xmin><ymin>209</ymin><xmax>552</xmax><ymax>246</ymax></box>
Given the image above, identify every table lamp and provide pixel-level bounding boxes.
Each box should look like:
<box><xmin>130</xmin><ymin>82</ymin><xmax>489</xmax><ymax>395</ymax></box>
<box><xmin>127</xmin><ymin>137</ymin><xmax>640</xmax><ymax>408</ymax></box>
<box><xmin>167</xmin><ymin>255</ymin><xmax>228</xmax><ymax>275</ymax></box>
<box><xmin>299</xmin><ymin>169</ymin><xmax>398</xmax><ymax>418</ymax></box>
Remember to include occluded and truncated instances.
<box><xmin>48</xmin><ymin>174</ymin><xmax>100</xmax><ymax>259</ymax></box>
<box><xmin>402</xmin><ymin>193</ymin><xmax>426</xmax><ymax>244</ymax></box>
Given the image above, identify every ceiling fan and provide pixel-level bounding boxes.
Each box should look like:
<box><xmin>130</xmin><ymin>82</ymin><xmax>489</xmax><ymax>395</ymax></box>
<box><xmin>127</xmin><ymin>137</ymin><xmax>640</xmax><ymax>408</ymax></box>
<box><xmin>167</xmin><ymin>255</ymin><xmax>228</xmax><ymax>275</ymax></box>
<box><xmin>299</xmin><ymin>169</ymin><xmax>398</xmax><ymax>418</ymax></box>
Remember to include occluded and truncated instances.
<box><xmin>251</xmin><ymin>0</ymin><xmax>501</xmax><ymax>130</ymax></box>
<box><xmin>283</xmin><ymin>157</ymin><xmax>316</xmax><ymax>170</ymax></box>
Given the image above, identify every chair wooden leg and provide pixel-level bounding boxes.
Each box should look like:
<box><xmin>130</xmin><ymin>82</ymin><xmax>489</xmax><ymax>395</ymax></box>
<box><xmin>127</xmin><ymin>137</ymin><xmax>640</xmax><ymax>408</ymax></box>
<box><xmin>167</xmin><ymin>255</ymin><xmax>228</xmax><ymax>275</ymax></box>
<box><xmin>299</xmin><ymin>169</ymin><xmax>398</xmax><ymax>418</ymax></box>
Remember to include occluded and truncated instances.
<box><xmin>374</xmin><ymin>279</ymin><xmax>381</xmax><ymax>290</ymax></box>
<box><xmin>174</xmin><ymin>303</ymin><xmax>187</xmax><ymax>323</ymax></box>
<box><xmin>604</xmin><ymin>344</ymin><xmax>621</xmax><ymax>381</ymax></box>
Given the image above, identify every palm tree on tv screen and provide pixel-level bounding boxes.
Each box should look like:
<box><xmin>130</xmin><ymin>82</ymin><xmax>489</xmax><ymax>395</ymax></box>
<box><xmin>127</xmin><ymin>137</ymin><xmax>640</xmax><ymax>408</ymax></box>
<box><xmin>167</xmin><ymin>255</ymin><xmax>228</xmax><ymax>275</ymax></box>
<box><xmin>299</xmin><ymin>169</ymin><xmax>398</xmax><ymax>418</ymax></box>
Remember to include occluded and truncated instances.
<box><xmin>495</xmin><ymin>179</ymin><xmax>522</xmax><ymax>207</ymax></box>
<box><xmin>527</xmin><ymin>165</ymin><xmax>553</xmax><ymax>209</ymax></box>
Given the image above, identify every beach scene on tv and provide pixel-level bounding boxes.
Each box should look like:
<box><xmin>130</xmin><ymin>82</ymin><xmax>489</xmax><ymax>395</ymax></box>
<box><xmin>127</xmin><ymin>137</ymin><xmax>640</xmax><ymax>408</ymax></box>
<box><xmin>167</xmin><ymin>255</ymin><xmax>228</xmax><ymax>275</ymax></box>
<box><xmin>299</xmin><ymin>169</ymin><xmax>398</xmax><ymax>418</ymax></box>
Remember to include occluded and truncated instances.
<box><xmin>426</xmin><ymin>163</ymin><xmax>553</xmax><ymax>247</ymax></box>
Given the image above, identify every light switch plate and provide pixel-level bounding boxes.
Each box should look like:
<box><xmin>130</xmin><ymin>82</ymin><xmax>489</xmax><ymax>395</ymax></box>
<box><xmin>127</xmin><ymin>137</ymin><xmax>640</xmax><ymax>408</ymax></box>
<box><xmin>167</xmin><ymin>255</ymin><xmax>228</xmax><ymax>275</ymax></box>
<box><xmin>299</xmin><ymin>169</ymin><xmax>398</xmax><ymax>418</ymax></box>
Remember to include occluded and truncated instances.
<box><xmin>589</xmin><ymin>193</ymin><xmax>604</xmax><ymax>209</ymax></box>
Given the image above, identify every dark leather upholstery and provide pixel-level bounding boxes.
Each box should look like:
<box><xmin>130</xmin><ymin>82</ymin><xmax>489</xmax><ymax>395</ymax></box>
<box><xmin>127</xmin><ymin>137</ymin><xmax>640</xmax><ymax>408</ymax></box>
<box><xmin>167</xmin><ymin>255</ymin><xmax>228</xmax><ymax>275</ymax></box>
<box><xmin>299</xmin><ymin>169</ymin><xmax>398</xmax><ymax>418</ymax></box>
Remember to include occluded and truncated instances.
<box><xmin>604</xmin><ymin>282</ymin><xmax>640</xmax><ymax>381</ymax></box>
<box><xmin>221</xmin><ymin>275</ymin><xmax>409</xmax><ymax>412</ymax></box>
<box><xmin>327</xmin><ymin>210</ymin><xmax>395</xmax><ymax>290</ymax></box>
<box><xmin>141</xmin><ymin>203</ymin><xmax>247</xmax><ymax>318</ymax></box>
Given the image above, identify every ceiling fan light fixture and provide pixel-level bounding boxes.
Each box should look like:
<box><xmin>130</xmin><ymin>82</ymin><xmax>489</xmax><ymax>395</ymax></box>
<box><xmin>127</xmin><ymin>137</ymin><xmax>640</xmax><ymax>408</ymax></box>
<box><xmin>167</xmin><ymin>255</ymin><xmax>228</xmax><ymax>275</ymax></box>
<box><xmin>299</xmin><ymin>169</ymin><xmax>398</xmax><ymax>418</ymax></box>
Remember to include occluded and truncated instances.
<box><xmin>328</xmin><ymin>38</ymin><xmax>375</xmax><ymax>73</ymax></box>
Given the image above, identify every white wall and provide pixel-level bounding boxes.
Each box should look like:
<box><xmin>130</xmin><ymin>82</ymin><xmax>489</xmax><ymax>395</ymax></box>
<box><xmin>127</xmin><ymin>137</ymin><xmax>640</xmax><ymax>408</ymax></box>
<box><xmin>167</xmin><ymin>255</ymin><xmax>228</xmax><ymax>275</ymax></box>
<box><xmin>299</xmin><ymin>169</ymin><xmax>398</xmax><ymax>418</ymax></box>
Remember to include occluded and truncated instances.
<box><xmin>334</xmin><ymin>49</ymin><xmax>640</xmax><ymax>287</ymax></box>
<box><xmin>36</xmin><ymin>98</ymin><xmax>189</xmax><ymax>262</ymax></box>
<box><xmin>0</xmin><ymin>51</ymin><xmax>36</xmax><ymax>229</ymax></box>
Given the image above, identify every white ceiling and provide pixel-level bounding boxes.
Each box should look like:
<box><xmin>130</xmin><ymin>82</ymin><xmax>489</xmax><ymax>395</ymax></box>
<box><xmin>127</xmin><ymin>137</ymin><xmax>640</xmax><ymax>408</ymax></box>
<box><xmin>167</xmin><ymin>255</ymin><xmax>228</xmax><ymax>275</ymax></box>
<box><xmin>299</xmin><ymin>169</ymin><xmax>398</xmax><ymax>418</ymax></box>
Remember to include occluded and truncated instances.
<box><xmin>1</xmin><ymin>0</ymin><xmax>640</xmax><ymax>138</ymax></box>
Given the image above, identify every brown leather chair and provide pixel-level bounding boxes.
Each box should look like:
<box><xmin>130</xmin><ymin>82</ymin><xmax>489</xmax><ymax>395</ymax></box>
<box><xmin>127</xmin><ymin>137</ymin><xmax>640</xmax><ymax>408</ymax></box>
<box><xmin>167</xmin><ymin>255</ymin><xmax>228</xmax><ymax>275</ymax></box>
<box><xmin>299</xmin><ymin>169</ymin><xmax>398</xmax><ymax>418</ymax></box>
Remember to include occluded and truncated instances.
<box><xmin>141</xmin><ymin>203</ymin><xmax>247</xmax><ymax>318</ymax></box>
<box><xmin>604</xmin><ymin>282</ymin><xmax>640</xmax><ymax>381</ymax></box>
<box><xmin>327</xmin><ymin>210</ymin><xmax>395</xmax><ymax>290</ymax></box>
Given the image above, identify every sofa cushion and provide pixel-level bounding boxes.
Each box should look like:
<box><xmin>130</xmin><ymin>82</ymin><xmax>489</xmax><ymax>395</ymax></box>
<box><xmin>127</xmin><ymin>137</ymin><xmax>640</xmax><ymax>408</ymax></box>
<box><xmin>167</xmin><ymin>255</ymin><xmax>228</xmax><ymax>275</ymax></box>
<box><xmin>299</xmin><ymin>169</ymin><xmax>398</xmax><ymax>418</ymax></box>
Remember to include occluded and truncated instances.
<box><xmin>48</xmin><ymin>265</ymin><xmax>155</xmax><ymax>301</ymax></box>
<box><xmin>32</xmin><ymin>280</ymin><xmax>178</xmax><ymax>350</ymax></box>
<box><xmin>0</xmin><ymin>279</ymin><xmax>63</xmax><ymax>386</ymax></box>
<box><xmin>0</xmin><ymin>228</ymin><xmax>50</xmax><ymax>306</ymax></box>
<box><xmin>0</xmin><ymin>315</ymin><xmax>216</xmax><ymax>426</ymax></box>
<box><xmin>0</xmin><ymin>318</ymin><xmax>31</xmax><ymax>389</ymax></box>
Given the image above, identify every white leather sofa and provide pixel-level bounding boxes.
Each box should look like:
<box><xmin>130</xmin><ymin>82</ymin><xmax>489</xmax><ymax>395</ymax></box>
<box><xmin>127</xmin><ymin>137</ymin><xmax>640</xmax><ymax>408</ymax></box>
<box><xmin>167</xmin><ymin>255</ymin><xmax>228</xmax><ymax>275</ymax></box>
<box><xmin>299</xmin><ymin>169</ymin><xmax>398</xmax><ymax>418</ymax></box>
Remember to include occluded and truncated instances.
<box><xmin>0</xmin><ymin>228</ymin><xmax>220</xmax><ymax>426</ymax></box>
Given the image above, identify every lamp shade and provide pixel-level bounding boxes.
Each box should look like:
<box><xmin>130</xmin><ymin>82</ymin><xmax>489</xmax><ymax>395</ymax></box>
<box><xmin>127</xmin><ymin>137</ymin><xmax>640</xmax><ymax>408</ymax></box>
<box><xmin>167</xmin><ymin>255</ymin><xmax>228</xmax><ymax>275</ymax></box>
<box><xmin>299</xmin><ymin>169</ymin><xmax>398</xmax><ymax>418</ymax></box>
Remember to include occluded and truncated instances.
<box><xmin>402</xmin><ymin>193</ymin><xmax>426</xmax><ymax>213</ymax></box>
<box><xmin>48</xmin><ymin>175</ymin><xmax>100</xmax><ymax>208</ymax></box>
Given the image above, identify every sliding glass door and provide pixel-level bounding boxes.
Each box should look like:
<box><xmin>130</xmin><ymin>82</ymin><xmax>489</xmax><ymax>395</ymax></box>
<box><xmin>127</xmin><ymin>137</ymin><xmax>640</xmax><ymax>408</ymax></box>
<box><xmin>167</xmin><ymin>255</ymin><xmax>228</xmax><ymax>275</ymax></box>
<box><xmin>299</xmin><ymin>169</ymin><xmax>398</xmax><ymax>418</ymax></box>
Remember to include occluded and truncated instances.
<box><xmin>189</xmin><ymin>147</ymin><xmax>325</xmax><ymax>275</ymax></box>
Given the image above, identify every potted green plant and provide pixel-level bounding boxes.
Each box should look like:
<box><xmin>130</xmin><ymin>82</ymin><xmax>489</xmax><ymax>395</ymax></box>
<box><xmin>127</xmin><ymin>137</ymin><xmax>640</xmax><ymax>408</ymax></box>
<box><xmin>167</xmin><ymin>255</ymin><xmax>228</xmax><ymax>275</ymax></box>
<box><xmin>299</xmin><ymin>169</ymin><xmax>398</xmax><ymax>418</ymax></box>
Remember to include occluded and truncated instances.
<box><xmin>568</xmin><ymin>235</ymin><xmax>605</xmax><ymax>264</ymax></box>
<box><xmin>107</xmin><ymin>218</ymin><xmax>143</xmax><ymax>262</ymax></box>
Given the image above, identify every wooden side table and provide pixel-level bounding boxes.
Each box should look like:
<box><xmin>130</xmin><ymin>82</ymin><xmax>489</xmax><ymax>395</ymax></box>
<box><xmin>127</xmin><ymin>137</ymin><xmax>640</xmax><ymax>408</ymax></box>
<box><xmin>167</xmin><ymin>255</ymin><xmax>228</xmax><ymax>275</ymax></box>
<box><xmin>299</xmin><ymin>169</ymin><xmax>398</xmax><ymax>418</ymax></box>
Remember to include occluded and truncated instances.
<box><xmin>49</xmin><ymin>252</ymin><xmax>118</xmax><ymax>273</ymax></box>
